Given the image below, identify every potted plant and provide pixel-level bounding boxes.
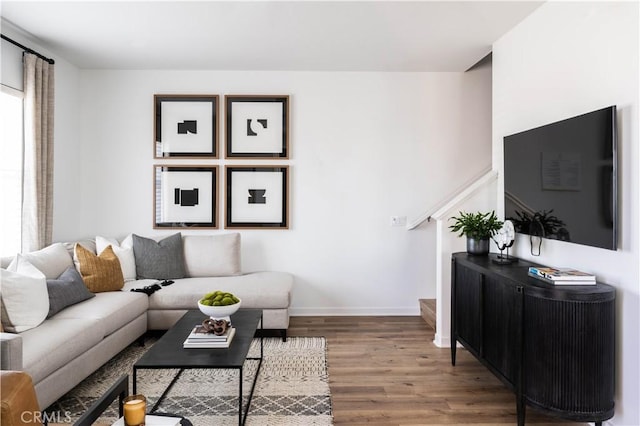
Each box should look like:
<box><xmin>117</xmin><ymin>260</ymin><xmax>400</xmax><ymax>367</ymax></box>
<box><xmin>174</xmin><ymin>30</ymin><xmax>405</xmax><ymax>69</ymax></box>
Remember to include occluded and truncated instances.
<box><xmin>449</xmin><ymin>210</ymin><xmax>503</xmax><ymax>255</ymax></box>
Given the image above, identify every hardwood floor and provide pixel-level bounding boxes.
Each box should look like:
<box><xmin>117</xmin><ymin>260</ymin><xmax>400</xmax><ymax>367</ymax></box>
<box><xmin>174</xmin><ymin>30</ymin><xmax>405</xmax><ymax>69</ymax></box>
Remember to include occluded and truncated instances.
<box><xmin>289</xmin><ymin>316</ymin><xmax>586</xmax><ymax>426</ymax></box>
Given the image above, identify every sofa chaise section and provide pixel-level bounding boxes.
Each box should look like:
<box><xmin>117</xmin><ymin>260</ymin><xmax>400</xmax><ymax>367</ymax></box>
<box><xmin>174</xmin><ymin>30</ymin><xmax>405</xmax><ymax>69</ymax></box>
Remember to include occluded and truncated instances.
<box><xmin>124</xmin><ymin>271</ymin><xmax>293</xmax><ymax>336</ymax></box>
<box><xmin>1</xmin><ymin>291</ymin><xmax>148</xmax><ymax>409</ymax></box>
<box><xmin>1</xmin><ymin>232</ymin><xmax>293</xmax><ymax>409</ymax></box>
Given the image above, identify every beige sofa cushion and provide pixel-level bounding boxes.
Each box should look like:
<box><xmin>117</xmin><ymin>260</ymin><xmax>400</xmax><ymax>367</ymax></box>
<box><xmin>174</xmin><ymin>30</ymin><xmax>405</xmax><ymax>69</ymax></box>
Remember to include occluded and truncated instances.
<box><xmin>124</xmin><ymin>271</ymin><xmax>292</xmax><ymax>310</ymax></box>
<box><xmin>21</xmin><ymin>318</ymin><xmax>104</xmax><ymax>384</ymax></box>
<box><xmin>52</xmin><ymin>291</ymin><xmax>148</xmax><ymax>336</ymax></box>
<box><xmin>182</xmin><ymin>233</ymin><xmax>241</xmax><ymax>277</ymax></box>
<box><xmin>12</xmin><ymin>243</ymin><xmax>73</xmax><ymax>280</ymax></box>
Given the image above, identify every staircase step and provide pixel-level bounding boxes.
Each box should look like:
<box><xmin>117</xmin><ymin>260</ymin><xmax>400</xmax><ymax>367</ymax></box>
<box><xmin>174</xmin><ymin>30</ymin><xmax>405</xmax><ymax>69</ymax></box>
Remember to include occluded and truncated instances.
<box><xmin>419</xmin><ymin>298</ymin><xmax>436</xmax><ymax>330</ymax></box>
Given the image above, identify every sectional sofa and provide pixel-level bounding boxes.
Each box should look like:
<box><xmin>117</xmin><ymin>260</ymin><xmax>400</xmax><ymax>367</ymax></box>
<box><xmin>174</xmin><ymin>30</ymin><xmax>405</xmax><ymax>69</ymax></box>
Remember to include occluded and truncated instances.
<box><xmin>0</xmin><ymin>232</ymin><xmax>293</xmax><ymax>409</ymax></box>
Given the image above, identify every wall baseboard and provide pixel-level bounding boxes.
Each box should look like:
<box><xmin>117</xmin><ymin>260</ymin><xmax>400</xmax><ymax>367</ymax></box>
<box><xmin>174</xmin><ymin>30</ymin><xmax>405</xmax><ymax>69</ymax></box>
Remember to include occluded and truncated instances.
<box><xmin>290</xmin><ymin>307</ymin><xmax>420</xmax><ymax>316</ymax></box>
<box><xmin>434</xmin><ymin>333</ymin><xmax>451</xmax><ymax>348</ymax></box>
<box><xmin>433</xmin><ymin>334</ymin><xmax>464</xmax><ymax>349</ymax></box>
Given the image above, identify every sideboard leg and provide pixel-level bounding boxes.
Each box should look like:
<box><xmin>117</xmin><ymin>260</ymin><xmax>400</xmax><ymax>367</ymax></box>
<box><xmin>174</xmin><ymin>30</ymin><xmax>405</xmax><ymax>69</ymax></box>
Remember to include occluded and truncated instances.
<box><xmin>451</xmin><ymin>341</ymin><xmax>457</xmax><ymax>366</ymax></box>
<box><xmin>516</xmin><ymin>395</ymin><xmax>526</xmax><ymax>426</ymax></box>
<box><xmin>451</xmin><ymin>257</ymin><xmax>457</xmax><ymax>366</ymax></box>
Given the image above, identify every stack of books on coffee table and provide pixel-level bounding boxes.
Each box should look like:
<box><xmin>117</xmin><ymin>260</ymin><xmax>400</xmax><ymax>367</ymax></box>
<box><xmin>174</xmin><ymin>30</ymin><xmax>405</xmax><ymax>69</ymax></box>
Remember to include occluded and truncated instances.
<box><xmin>183</xmin><ymin>325</ymin><xmax>236</xmax><ymax>348</ymax></box>
<box><xmin>112</xmin><ymin>415</ymin><xmax>182</xmax><ymax>425</ymax></box>
<box><xmin>528</xmin><ymin>266</ymin><xmax>596</xmax><ymax>285</ymax></box>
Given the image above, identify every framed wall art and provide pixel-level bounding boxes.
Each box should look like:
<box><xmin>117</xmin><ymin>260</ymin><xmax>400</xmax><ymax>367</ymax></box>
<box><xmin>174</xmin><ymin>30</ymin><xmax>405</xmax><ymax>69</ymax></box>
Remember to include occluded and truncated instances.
<box><xmin>154</xmin><ymin>165</ymin><xmax>218</xmax><ymax>228</ymax></box>
<box><xmin>154</xmin><ymin>95</ymin><xmax>218</xmax><ymax>158</ymax></box>
<box><xmin>225</xmin><ymin>166</ymin><xmax>289</xmax><ymax>229</ymax></box>
<box><xmin>225</xmin><ymin>95</ymin><xmax>289</xmax><ymax>159</ymax></box>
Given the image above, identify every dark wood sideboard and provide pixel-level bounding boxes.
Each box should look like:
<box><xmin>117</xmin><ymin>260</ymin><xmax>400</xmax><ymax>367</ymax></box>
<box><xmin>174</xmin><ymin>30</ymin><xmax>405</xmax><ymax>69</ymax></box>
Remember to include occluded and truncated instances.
<box><xmin>450</xmin><ymin>252</ymin><xmax>615</xmax><ymax>426</ymax></box>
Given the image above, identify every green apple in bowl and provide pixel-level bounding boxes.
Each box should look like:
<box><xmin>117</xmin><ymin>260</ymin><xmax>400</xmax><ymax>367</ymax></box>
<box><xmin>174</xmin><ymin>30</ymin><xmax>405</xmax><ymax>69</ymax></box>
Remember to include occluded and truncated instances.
<box><xmin>198</xmin><ymin>290</ymin><xmax>241</xmax><ymax>318</ymax></box>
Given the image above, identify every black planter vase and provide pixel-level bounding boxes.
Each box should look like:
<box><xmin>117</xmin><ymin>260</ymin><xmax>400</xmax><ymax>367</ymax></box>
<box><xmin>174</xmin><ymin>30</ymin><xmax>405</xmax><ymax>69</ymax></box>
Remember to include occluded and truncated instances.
<box><xmin>466</xmin><ymin>237</ymin><xmax>489</xmax><ymax>255</ymax></box>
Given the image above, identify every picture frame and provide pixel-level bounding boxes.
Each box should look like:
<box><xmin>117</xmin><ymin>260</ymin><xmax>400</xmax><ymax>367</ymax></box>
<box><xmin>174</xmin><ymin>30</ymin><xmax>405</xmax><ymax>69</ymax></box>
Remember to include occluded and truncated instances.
<box><xmin>154</xmin><ymin>95</ymin><xmax>218</xmax><ymax>158</ymax></box>
<box><xmin>154</xmin><ymin>165</ymin><xmax>218</xmax><ymax>229</ymax></box>
<box><xmin>225</xmin><ymin>95</ymin><xmax>289</xmax><ymax>159</ymax></box>
<box><xmin>225</xmin><ymin>166</ymin><xmax>289</xmax><ymax>229</ymax></box>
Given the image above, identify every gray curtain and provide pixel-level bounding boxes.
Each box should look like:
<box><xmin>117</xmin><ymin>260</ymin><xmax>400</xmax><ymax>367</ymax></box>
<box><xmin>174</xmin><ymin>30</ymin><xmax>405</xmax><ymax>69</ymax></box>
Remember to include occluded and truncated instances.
<box><xmin>22</xmin><ymin>53</ymin><xmax>55</xmax><ymax>252</ymax></box>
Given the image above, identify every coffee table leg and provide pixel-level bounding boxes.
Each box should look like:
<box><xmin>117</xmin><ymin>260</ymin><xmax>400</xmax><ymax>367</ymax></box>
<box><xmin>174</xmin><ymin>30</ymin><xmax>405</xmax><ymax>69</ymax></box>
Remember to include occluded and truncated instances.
<box><xmin>133</xmin><ymin>367</ymin><xmax>137</xmax><ymax>394</ymax></box>
<box><xmin>238</xmin><ymin>366</ymin><xmax>243</xmax><ymax>426</ymax></box>
<box><xmin>151</xmin><ymin>369</ymin><xmax>184</xmax><ymax>414</ymax></box>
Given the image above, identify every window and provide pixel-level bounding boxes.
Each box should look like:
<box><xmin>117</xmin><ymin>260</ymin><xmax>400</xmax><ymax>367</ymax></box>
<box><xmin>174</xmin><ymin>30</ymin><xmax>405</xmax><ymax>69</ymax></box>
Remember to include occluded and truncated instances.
<box><xmin>1</xmin><ymin>87</ymin><xmax>24</xmax><ymax>256</ymax></box>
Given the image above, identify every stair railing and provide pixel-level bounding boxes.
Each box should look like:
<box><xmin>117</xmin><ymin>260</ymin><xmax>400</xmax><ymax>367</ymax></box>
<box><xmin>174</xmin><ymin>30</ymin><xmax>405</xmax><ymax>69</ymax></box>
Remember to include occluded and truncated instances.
<box><xmin>407</xmin><ymin>165</ymin><xmax>496</xmax><ymax>230</ymax></box>
<box><xmin>407</xmin><ymin>165</ymin><xmax>498</xmax><ymax>348</ymax></box>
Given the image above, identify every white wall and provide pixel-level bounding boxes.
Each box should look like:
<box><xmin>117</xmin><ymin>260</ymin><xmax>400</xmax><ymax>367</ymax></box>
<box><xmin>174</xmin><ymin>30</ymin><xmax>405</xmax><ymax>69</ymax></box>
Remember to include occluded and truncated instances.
<box><xmin>493</xmin><ymin>2</ymin><xmax>639</xmax><ymax>425</ymax></box>
<box><xmin>69</xmin><ymin>69</ymin><xmax>491</xmax><ymax>315</ymax></box>
<box><xmin>1</xmin><ymin>38</ymin><xmax>24</xmax><ymax>91</ymax></box>
<box><xmin>0</xmin><ymin>20</ymin><xmax>82</xmax><ymax>248</ymax></box>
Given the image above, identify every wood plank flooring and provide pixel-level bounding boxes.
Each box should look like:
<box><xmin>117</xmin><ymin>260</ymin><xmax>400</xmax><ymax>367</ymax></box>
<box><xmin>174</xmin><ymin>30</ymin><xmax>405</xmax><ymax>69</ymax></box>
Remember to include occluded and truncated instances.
<box><xmin>288</xmin><ymin>316</ymin><xmax>585</xmax><ymax>426</ymax></box>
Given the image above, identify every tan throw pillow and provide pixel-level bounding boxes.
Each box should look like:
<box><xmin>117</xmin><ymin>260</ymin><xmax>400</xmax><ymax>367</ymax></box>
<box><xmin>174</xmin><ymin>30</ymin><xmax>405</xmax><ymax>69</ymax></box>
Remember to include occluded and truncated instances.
<box><xmin>74</xmin><ymin>244</ymin><xmax>124</xmax><ymax>293</ymax></box>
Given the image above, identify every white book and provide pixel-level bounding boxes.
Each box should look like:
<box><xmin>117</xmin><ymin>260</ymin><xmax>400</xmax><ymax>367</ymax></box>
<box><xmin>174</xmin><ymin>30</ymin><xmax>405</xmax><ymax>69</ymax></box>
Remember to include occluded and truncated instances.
<box><xmin>186</xmin><ymin>324</ymin><xmax>233</xmax><ymax>341</ymax></box>
<box><xmin>528</xmin><ymin>272</ymin><xmax>596</xmax><ymax>286</ymax></box>
<box><xmin>183</xmin><ymin>327</ymin><xmax>236</xmax><ymax>348</ymax></box>
<box><xmin>528</xmin><ymin>266</ymin><xmax>596</xmax><ymax>282</ymax></box>
<box><xmin>112</xmin><ymin>415</ymin><xmax>181</xmax><ymax>425</ymax></box>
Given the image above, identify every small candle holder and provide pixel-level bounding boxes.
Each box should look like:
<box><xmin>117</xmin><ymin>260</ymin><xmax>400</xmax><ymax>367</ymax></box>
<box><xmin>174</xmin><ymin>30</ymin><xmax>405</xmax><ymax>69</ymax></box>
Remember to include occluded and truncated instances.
<box><xmin>123</xmin><ymin>394</ymin><xmax>146</xmax><ymax>426</ymax></box>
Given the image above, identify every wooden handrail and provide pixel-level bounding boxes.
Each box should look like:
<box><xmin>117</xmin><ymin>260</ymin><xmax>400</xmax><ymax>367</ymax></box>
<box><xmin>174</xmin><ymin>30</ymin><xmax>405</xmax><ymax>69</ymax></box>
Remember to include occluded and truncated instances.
<box><xmin>406</xmin><ymin>166</ymin><xmax>497</xmax><ymax>230</ymax></box>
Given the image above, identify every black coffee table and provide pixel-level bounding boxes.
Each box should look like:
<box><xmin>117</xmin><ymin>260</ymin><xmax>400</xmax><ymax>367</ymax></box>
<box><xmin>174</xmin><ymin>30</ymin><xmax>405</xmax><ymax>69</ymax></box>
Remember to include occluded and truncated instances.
<box><xmin>133</xmin><ymin>309</ymin><xmax>263</xmax><ymax>425</ymax></box>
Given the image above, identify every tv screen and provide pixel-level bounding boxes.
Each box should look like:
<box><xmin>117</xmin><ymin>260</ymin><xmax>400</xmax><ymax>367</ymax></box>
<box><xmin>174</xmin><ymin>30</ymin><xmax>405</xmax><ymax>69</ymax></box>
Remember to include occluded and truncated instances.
<box><xmin>504</xmin><ymin>106</ymin><xmax>617</xmax><ymax>251</ymax></box>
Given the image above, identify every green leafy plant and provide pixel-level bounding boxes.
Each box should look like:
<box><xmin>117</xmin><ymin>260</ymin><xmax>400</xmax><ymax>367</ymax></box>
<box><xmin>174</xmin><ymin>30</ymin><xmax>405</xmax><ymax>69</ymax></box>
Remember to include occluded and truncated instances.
<box><xmin>449</xmin><ymin>210</ymin><xmax>503</xmax><ymax>240</ymax></box>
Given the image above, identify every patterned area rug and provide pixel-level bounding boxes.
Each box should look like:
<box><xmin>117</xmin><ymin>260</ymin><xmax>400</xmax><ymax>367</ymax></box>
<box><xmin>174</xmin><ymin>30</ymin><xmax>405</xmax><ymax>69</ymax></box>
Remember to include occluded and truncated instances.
<box><xmin>46</xmin><ymin>337</ymin><xmax>333</xmax><ymax>425</ymax></box>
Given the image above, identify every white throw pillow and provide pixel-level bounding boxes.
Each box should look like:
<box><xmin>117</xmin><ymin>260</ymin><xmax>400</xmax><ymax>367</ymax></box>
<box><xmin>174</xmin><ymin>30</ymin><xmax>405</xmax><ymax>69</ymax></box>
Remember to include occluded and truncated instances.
<box><xmin>10</xmin><ymin>243</ymin><xmax>73</xmax><ymax>279</ymax></box>
<box><xmin>0</xmin><ymin>255</ymin><xmax>49</xmax><ymax>332</ymax></box>
<box><xmin>182</xmin><ymin>233</ymin><xmax>241</xmax><ymax>277</ymax></box>
<box><xmin>96</xmin><ymin>235</ymin><xmax>136</xmax><ymax>281</ymax></box>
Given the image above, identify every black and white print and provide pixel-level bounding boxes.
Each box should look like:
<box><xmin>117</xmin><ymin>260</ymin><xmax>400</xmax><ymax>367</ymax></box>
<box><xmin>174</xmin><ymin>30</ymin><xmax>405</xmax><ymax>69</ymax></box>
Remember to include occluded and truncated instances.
<box><xmin>225</xmin><ymin>166</ymin><xmax>288</xmax><ymax>228</ymax></box>
<box><xmin>155</xmin><ymin>95</ymin><xmax>218</xmax><ymax>158</ymax></box>
<box><xmin>155</xmin><ymin>166</ymin><xmax>217</xmax><ymax>228</ymax></box>
<box><xmin>225</xmin><ymin>96</ymin><xmax>289</xmax><ymax>159</ymax></box>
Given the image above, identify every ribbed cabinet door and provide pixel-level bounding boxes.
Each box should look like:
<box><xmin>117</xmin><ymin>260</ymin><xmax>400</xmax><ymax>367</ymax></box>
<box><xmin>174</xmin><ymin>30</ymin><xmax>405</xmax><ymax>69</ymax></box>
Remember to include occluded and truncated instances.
<box><xmin>454</xmin><ymin>265</ymin><xmax>482</xmax><ymax>355</ymax></box>
<box><xmin>523</xmin><ymin>293</ymin><xmax>615</xmax><ymax>420</ymax></box>
<box><xmin>483</xmin><ymin>276</ymin><xmax>521</xmax><ymax>386</ymax></box>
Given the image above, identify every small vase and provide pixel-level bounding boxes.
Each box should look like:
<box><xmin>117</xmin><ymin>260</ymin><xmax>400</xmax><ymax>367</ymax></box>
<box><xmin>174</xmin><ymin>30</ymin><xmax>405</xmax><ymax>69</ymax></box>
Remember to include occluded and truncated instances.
<box><xmin>467</xmin><ymin>237</ymin><xmax>489</xmax><ymax>255</ymax></box>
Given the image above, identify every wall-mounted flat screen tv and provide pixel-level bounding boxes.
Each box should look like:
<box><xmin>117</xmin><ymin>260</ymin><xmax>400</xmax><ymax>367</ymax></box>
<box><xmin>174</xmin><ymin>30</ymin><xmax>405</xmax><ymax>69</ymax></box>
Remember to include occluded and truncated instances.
<box><xmin>504</xmin><ymin>106</ymin><xmax>617</xmax><ymax>251</ymax></box>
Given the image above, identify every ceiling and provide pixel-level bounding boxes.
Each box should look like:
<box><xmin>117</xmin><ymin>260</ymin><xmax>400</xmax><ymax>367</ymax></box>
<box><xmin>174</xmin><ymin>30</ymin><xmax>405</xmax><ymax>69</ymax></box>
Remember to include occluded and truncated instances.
<box><xmin>1</xmin><ymin>1</ymin><xmax>543</xmax><ymax>72</ymax></box>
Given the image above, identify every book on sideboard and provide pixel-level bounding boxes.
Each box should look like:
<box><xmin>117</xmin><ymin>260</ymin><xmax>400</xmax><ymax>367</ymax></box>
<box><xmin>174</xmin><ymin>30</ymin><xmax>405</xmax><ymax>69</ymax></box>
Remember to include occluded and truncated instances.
<box><xmin>528</xmin><ymin>266</ymin><xmax>596</xmax><ymax>281</ymax></box>
<box><xmin>528</xmin><ymin>267</ymin><xmax>596</xmax><ymax>285</ymax></box>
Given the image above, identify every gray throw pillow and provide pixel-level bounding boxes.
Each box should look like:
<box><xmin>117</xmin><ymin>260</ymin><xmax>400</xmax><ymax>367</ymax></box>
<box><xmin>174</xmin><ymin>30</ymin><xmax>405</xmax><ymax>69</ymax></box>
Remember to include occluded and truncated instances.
<box><xmin>46</xmin><ymin>267</ymin><xmax>95</xmax><ymax>318</ymax></box>
<box><xmin>132</xmin><ymin>233</ymin><xmax>186</xmax><ymax>279</ymax></box>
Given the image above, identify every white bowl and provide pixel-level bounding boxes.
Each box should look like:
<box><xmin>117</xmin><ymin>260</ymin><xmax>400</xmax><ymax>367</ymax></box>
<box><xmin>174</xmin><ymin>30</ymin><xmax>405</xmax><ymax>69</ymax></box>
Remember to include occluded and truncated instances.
<box><xmin>198</xmin><ymin>298</ymin><xmax>241</xmax><ymax>318</ymax></box>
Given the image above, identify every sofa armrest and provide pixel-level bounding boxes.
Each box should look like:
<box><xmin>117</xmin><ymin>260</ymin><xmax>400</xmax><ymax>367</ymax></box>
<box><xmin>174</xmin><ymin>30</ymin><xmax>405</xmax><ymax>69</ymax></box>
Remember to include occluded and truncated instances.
<box><xmin>1</xmin><ymin>332</ymin><xmax>23</xmax><ymax>371</ymax></box>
